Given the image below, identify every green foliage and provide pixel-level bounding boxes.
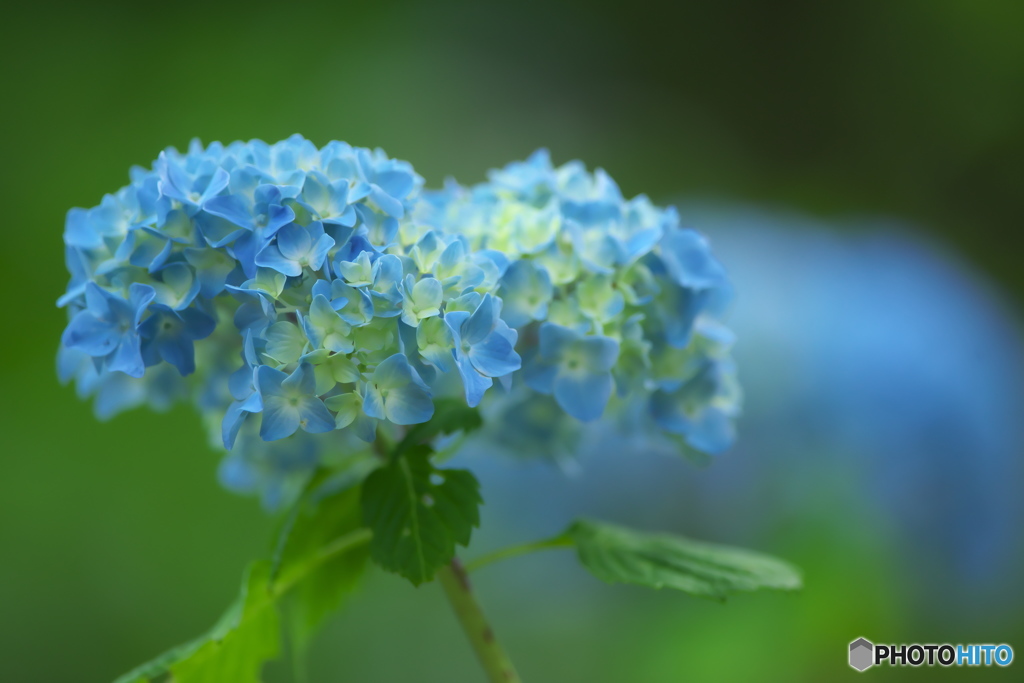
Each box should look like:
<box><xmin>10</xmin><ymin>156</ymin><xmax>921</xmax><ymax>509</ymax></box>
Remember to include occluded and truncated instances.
<box><xmin>568</xmin><ymin>519</ymin><xmax>802</xmax><ymax>601</ymax></box>
<box><xmin>362</xmin><ymin>444</ymin><xmax>482</xmax><ymax>585</ymax></box>
<box><xmin>110</xmin><ymin>408</ymin><xmax>489</xmax><ymax>683</ymax></box>
<box><xmin>275</xmin><ymin>480</ymin><xmax>370</xmax><ymax>650</ymax></box>
<box><xmin>114</xmin><ymin>562</ymin><xmax>279</xmax><ymax>683</ymax></box>
<box><xmin>171</xmin><ymin>562</ymin><xmax>280</xmax><ymax>683</ymax></box>
<box><xmin>109</xmin><ymin>405</ymin><xmax>802</xmax><ymax>683</ymax></box>
<box><xmin>113</xmin><ymin>483</ymin><xmax>371</xmax><ymax>683</ymax></box>
<box><xmin>391</xmin><ymin>398</ymin><xmax>484</xmax><ymax>459</ymax></box>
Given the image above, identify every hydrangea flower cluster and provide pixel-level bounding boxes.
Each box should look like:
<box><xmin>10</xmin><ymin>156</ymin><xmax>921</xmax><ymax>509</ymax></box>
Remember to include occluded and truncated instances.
<box><xmin>57</xmin><ymin>137</ymin><xmax>739</xmax><ymax>505</ymax></box>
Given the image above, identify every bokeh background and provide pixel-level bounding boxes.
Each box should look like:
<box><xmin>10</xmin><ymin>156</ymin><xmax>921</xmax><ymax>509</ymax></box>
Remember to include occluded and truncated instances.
<box><xmin>2</xmin><ymin>1</ymin><xmax>1022</xmax><ymax>681</ymax></box>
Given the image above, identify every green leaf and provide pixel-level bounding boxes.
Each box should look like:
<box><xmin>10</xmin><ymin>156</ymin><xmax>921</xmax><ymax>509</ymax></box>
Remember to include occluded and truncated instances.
<box><xmin>112</xmin><ymin>639</ymin><xmax>204</xmax><ymax>683</ymax></box>
<box><xmin>568</xmin><ymin>519</ymin><xmax>802</xmax><ymax>601</ymax></box>
<box><xmin>114</xmin><ymin>561</ymin><xmax>280</xmax><ymax>683</ymax></box>
<box><xmin>392</xmin><ymin>398</ymin><xmax>483</xmax><ymax>459</ymax></box>
<box><xmin>268</xmin><ymin>462</ymin><xmax>374</xmax><ymax>584</ymax></box>
<box><xmin>276</xmin><ymin>481</ymin><xmax>370</xmax><ymax>649</ymax></box>
<box><xmin>362</xmin><ymin>444</ymin><xmax>482</xmax><ymax>585</ymax></box>
<box><xmin>112</xmin><ymin>490</ymin><xmax>373</xmax><ymax>683</ymax></box>
<box><xmin>171</xmin><ymin>562</ymin><xmax>280</xmax><ymax>682</ymax></box>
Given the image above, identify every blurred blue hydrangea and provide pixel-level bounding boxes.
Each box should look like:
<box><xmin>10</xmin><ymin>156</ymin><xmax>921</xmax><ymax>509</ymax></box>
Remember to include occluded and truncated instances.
<box><xmin>464</xmin><ymin>205</ymin><xmax>1023</xmax><ymax>607</ymax></box>
<box><xmin>57</xmin><ymin>139</ymin><xmax>738</xmax><ymax>506</ymax></box>
<box><xmin>697</xmin><ymin>207</ymin><xmax>1024</xmax><ymax>585</ymax></box>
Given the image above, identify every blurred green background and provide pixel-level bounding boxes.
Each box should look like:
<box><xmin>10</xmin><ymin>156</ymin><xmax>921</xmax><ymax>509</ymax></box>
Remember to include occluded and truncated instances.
<box><xmin>1</xmin><ymin>1</ymin><xmax>1022</xmax><ymax>681</ymax></box>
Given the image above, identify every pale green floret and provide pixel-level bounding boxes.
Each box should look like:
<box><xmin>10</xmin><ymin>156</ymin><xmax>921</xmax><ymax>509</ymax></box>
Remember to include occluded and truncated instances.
<box><xmin>151</xmin><ymin>263</ymin><xmax>196</xmax><ymax>309</ymax></box>
<box><xmin>252</xmin><ymin>268</ymin><xmax>287</xmax><ymax>298</ymax></box>
<box><xmin>401</xmin><ymin>277</ymin><xmax>443</xmax><ymax>327</ymax></box>
<box><xmin>338</xmin><ymin>252</ymin><xmax>375</xmax><ymax>287</ymax></box>
<box><xmin>512</xmin><ymin>204</ymin><xmax>561</xmax><ymax>255</ymax></box>
<box><xmin>309</xmin><ymin>351</ymin><xmax>362</xmax><ymax>395</ymax></box>
<box><xmin>324</xmin><ymin>392</ymin><xmax>363</xmax><ymax>429</ymax></box>
<box><xmin>416</xmin><ymin>317</ymin><xmax>456</xmax><ymax>372</ymax></box>
<box><xmin>576</xmin><ymin>274</ymin><xmax>625</xmax><ymax>329</ymax></box>
<box><xmin>397</xmin><ymin>219</ymin><xmax>433</xmax><ymax>247</ymax></box>
<box><xmin>161</xmin><ymin>209</ymin><xmax>193</xmax><ymax>241</ymax></box>
<box><xmin>533</xmin><ymin>241</ymin><xmax>581</xmax><ymax>285</ymax></box>
<box><xmin>336</xmin><ymin>288</ymin><xmax>374</xmax><ymax>327</ymax></box>
<box><xmin>351</xmin><ymin>318</ymin><xmax>397</xmax><ymax>355</ymax></box>
<box><xmin>307</xmin><ymin>296</ymin><xmax>354</xmax><ymax>353</ymax></box>
<box><xmin>613</xmin><ymin>263</ymin><xmax>657</xmax><ymax>306</ymax></box>
<box><xmin>445</xmin><ymin>293</ymin><xmax>484</xmax><ymax>315</ymax></box>
<box><xmin>410</xmin><ymin>233</ymin><xmax>445</xmax><ymax>273</ymax></box>
<box><xmin>433</xmin><ymin>246</ymin><xmax>481</xmax><ymax>293</ymax></box>
<box><xmin>546</xmin><ymin>299</ymin><xmax>587</xmax><ymax>331</ymax></box>
<box><xmin>264</xmin><ymin>321</ymin><xmax>307</xmax><ymax>365</ymax></box>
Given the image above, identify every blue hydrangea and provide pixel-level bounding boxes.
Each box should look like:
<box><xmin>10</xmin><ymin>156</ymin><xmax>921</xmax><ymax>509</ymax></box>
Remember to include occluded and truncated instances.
<box><xmin>57</xmin><ymin>138</ymin><xmax>738</xmax><ymax>505</ymax></box>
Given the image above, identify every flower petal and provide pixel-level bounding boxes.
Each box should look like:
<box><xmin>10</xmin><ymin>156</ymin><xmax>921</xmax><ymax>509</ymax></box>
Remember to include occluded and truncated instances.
<box><xmin>553</xmin><ymin>370</ymin><xmax>613</xmax><ymax>422</ymax></box>
<box><xmin>260</xmin><ymin>396</ymin><xmax>301</xmax><ymax>441</ymax></box>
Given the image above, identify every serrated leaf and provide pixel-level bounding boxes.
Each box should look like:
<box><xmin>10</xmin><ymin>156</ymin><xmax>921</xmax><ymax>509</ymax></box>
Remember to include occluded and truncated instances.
<box><xmin>276</xmin><ymin>482</ymin><xmax>370</xmax><ymax>649</ymax></box>
<box><xmin>112</xmin><ymin>502</ymin><xmax>373</xmax><ymax>683</ymax></box>
<box><xmin>114</xmin><ymin>561</ymin><xmax>280</xmax><ymax>683</ymax></box>
<box><xmin>171</xmin><ymin>561</ymin><xmax>280</xmax><ymax>683</ymax></box>
<box><xmin>392</xmin><ymin>398</ymin><xmax>483</xmax><ymax>458</ymax></box>
<box><xmin>362</xmin><ymin>445</ymin><xmax>482</xmax><ymax>585</ymax></box>
<box><xmin>269</xmin><ymin>462</ymin><xmax>374</xmax><ymax>584</ymax></box>
<box><xmin>568</xmin><ymin>519</ymin><xmax>802</xmax><ymax>601</ymax></box>
<box><xmin>112</xmin><ymin>639</ymin><xmax>205</xmax><ymax>683</ymax></box>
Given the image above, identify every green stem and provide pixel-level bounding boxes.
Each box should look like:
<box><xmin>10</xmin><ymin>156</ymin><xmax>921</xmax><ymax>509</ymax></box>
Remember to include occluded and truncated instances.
<box><xmin>464</xmin><ymin>534</ymin><xmax>573</xmax><ymax>574</ymax></box>
<box><xmin>272</xmin><ymin>528</ymin><xmax>372</xmax><ymax>597</ymax></box>
<box><xmin>438</xmin><ymin>559</ymin><xmax>522</xmax><ymax>683</ymax></box>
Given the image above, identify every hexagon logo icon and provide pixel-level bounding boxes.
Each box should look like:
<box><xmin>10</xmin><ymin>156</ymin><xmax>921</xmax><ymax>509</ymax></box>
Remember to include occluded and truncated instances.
<box><xmin>849</xmin><ymin>638</ymin><xmax>874</xmax><ymax>671</ymax></box>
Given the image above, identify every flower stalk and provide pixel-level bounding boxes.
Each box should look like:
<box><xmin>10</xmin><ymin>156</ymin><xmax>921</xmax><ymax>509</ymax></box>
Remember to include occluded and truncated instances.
<box><xmin>464</xmin><ymin>534</ymin><xmax>573</xmax><ymax>573</ymax></box>
<box><xmin>437</xmin><ymin>559</ymin><xmax>522</xmax><ymax>683</ymax></box>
